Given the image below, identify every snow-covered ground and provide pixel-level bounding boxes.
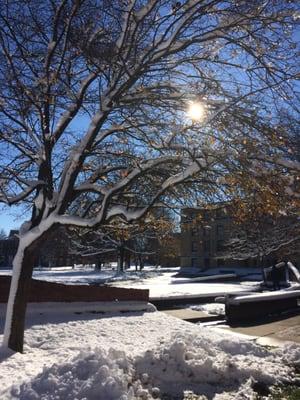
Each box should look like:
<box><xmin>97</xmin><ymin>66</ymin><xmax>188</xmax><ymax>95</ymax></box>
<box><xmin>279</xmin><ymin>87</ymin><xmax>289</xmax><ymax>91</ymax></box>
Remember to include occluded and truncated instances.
<box><xmin>1</xmin><ymin>267</ymin><xmax>299</xmax><ymax>399</ymax></box>
<box><xmin>109</xmin><ymin>270</ymin><xmax>259</xmax><ymax>300</ymax></box>
<box><xmin>0</xmin><ymin>267</ymin><xmax>260</xmax><ymax>299</ymax></box>
<box><xmin>0</xmin><ymin>266</ymin><xmax>118</xmax><ymax>285</ymax></box>
<box><xmin>1</xmin><ymin>305</ymin><xmax>300</xmax><ymax>400</ymax></box>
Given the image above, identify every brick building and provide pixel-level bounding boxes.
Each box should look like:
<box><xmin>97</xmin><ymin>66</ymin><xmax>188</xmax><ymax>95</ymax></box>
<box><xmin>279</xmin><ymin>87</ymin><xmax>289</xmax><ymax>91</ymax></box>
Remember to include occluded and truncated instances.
<box><xmin>0</xmin><ymin>228</ymin><xmax>76</xmax><ymax>269</ymax></box>
<box><xmin>180</xmin><ymin>205</ymin><xmax>239</xmax><ymax>269</ymax></box>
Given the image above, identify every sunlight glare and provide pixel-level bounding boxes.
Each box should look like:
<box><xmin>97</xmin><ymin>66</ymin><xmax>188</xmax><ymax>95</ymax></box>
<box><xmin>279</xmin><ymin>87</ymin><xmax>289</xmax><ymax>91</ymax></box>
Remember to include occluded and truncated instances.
<box><xmin>187</xmin><ymin>102</ymin><xmax>205</xmax><ymax>121</ymax></box>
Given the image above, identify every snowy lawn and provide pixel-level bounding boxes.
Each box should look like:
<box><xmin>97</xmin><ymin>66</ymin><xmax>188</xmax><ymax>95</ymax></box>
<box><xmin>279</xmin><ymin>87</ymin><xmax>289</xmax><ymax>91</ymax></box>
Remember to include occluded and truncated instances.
<box><xmin>0</xmin><ymin>267</ymin><xmax>260</xmax><ymax>300</ymax></box>
<box><xmin>109</xmin><ymin>271</ymin><xmax>259</xmax><ymax>300</ymax></box>
<box><xmin>0</xmin><ymin>305</ymin><xmax>300</xmax><ymax>400</ymax></box>
<box><xmin>0</xmin><ymin>266</ymin><xmax>119</xmax><ymax>285</ymax></box>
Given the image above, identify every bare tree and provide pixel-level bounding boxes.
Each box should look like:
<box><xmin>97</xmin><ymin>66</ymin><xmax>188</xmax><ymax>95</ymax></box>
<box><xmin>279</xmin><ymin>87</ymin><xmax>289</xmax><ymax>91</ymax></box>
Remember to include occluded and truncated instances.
<box><xmin>0</xmin><ymin>0</ymin><xmax>299</xmax><ymax>351</ymax></box>
<box><xmin>70</xmin><ymin>211</ymin><xmax>175</xmax><ymax>272</ymax></box>
<box><xmin>223</xmin><ymin>212</ymin><xmax>300</xmax><ymax>265</ymax></box>
<box><xmin>0</xmin><ymin>228</ymin><xmax>7</xmax><ymax>240</ymax></box>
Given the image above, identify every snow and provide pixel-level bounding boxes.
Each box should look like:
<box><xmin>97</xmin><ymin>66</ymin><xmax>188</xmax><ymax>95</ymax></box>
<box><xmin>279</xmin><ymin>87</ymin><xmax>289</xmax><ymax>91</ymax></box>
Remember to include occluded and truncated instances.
<box><xmin>288</xmin><ymin>261</ymin><xmax>300</xmax><ymax>282</ymax></box>
<box><xmin>34</xmin><ymin>191</ymin><xmax>44</xmax><ymax>211</ymax></box>
<box><xmin>0</xmin><ymin>267</ymin><xmax>260</xmax><ymax>299</ymax></box>
<box><xmin>161</xmin><ymin>159</ymin><xmax>206</xmax><ymax>189</ymax></box>
<box><xmin>229</xmin><ymin>289</ymin><xmax>300</xmax><ymax>304</ymax></box>
<box><xmin>190</xmin><ymin>303</ymin><xmax>225</xmax><ymax>316</ymax></box>
<box><xmin>1</xmin><ymin>301</ymin><xmax>156</xmax><ymax>316</ymax></box>
<box><xmin>0</xmin><ymin>267</ymin><xmax>118</xmax><ymax>285</ymax></box>
<box><xmin>0</xmin><ymin>268</ymin><xmax>299</xmax><ymax>399</ymax></box>
<box><xmin>177</xmin><ymin>267</ymin><xmax>262</xmax><ymax>280</ymax></box>
<box><xmin>173</xmin><ymin>274</ymin><xmax>238</xmax><ymax>283</ymax></box>
<box><xmin>109</xmin><ymin>271</ymin><xmax>259</xmax><ymax>300</ymax></box>
<box><xmin>19</xmin><ymin>221</ymin><xmax>32</xmax><ymax>235</ymax></box>
<box><xmin>0</xmin><ymin>308</ymin><xmax>299</xmax><ymax>400</ymax></box>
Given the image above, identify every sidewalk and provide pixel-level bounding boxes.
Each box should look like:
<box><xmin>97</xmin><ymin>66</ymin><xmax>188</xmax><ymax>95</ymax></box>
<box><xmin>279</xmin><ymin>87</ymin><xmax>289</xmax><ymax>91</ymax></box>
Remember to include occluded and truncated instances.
<box><xmin>162</xmin><ymin>308</ymin><xmax>221</xmax><ymax>323</ymax></box>
<box><xmin>222</xmin><ymin>313</ymin><xmax>300</xmax><ymax>345</ymax></box>
<box><xmin>162</xmin><ymin>308</ymin><xmax>300</xmax><ymax>346</ymax></box>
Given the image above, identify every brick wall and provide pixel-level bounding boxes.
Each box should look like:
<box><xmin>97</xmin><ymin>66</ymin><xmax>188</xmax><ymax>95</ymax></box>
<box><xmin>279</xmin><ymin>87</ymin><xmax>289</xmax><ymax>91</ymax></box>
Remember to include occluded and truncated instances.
<box><xmin>0</xmin><ymin>276</ymin><xmax>149</xmax><ymax>303</ymax></box>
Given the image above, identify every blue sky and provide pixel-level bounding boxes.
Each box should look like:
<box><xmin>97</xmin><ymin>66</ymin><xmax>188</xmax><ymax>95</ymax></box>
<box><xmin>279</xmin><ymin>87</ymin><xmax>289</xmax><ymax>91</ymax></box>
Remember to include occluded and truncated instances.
<box><xmin>0</xmin><ymin>205</ymin><xmax>26</xmax><ymax>235</ymax></box>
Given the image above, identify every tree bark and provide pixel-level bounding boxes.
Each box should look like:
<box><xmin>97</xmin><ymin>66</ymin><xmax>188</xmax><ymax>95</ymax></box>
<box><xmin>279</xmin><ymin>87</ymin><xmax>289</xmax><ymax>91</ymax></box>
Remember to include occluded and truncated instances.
<box><xmin>95</xmin><ymin>260</ymin><xmax>102</xmax><ymax>271</ymax></box>
<box><xmin>118</xmin><ymin>246</ymin><xmax>124</xmax><ymax>273</ymax></box>
<box><xmin>4</xmin><ymin>244</ymin><xmax>37</xmax><ymax>353</ymax></box>
<box><xmin>125</xmin><ymin>252</ymin><xmax>130</xmax><ymax>270</ymax></box>
<box><xmin>138</xmin><ymin>254</ymin><xmax>144</xmax><ymax>271</ymax></box>
<box><xmin>3</xmin><ymin>226</ymin><xmax>53</xmax><ymax>353</ymax></box>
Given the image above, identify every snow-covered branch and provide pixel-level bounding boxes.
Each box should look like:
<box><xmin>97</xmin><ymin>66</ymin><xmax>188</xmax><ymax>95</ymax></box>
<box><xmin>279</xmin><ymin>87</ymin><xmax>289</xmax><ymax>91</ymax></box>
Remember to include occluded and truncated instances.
<box><xmin>1</xmin><ymin>0</ymin><xmax>299</xmax><ymax>352</ymax></box>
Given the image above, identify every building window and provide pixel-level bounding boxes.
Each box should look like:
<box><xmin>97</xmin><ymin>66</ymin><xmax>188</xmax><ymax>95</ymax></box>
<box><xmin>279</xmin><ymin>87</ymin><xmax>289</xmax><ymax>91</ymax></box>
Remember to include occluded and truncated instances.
<box><xmin>203</xmin><ymin>226</ymin><xmax>211</xmax><ymax>237</ymax></box>
<box><xmin>217</xmin><ymin>240</ymin><xmax>223</xmax><ymax>252</ymax></box>
<box><xmin>204</xmin><ymin>258</ymin><xmax>210</xmax><ymax>268</ymax></box>
<box><xmin>191</xmin><ymin>227</ymin><xmax>198</xmax><ymax>236</ymax></box>
<box><xmin>191</xmin><ymin>258</ymin><xmax>198</xmax><ymax>268</ymax></box>
<box><xmin>191</xmin><ymin>241</ymin><xmax>197</xmax><ymax>252</ymax></box>
<box><xmin>216</xmin><ymin>208</ymin><xmax>224</xmax><ymax>219</ymax></box>
<box><xmin>216</xmin><ymin>225</ymin><xmax>224</xmax><ymax>238</ymax></box>
<box><xmin>203</xmin><ymin>240</ymin><xmax>210</xmax><ymax>253</ymax></box>
<box><xmin>200</xmin><ymin>209</ymin><xmax>209</xmax><ymax>221</ymax></box>
<box><xmin>217</xmin><ymin>258</ymin><xmax>225</xmax><ymax>267</ymax></box>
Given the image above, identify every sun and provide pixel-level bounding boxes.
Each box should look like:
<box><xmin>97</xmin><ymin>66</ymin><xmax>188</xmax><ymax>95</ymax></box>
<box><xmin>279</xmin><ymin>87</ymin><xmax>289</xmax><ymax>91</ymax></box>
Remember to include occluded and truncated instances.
<box><xmin>187</xmin><ymin>101</ymin><xmax>205</xmax><ymax>121</ymax></box>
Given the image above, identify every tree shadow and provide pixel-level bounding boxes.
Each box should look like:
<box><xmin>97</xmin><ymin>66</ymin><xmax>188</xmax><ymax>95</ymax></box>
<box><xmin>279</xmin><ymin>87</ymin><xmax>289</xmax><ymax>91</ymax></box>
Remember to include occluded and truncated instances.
<box><xmin>228</xmin><ymin>308</ymin><xmax>300</xmax><ymax>328</ymax></box>
<box><xmin>0</xmin><ymin>345</ymin><xmax>15</xmax><ymax>362</ymax></box>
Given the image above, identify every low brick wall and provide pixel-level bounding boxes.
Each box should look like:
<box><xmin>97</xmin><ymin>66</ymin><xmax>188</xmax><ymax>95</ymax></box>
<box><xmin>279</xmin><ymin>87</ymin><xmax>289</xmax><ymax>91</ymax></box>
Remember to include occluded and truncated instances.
<box><xmin>0</xmin><ymin>275</ymin><xmax>149</xmax><ymax>303</ymax></box>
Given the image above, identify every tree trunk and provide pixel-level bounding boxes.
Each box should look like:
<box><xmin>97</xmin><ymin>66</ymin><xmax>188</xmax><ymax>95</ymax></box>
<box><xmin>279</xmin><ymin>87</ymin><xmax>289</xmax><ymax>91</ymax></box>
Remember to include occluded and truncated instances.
<box><xmin>125</xmin><ymin>253</ymin><xmax>131</xmax><ymax>270</ymax></box>
<box><xmin>3</xmin><ymin>243</ymin><xmax>37</xmax><ymax>353</ymax></box>
<box><xmin>2</xmin><ymin>224</ymin><xmax>54</xmax><ymax>353</ymax></box>
<box><xmin>118</xmin><ymin>246</ymin><xmax>124</xmax><ymax>273</ymax></box>
<box><xmin>259</xmin><ymin>252</ymin><xmax>266</xmax><ymax>283</ymax></box>
<box><xmin>95</xmin><ymin>260</ymin><xmax>102</xmax><ymax>271</ymax></box>
<box><xmin>138</xmin><ymin>254</ymin><xmax>144</xmax><ymax>271</ymax></box>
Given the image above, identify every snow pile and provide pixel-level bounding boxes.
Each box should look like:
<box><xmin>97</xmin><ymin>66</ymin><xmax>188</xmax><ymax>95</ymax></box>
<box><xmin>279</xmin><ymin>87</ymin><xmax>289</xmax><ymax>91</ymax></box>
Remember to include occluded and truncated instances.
<box><xmin>277</xmin><ymin>342</ymin><xmax>300</xmax><ymax>365</ymax></box>
<box><xmin>134</xmin><ymin>331</ymin><xmax>296</xmax><ymax>399</ymax></box>
<box><xmin>190</xmin><ymin>303</ymin><xmax>225</xmax><ymax>316</ymax></box>
<box><xmin>16</xmin><ymin>348</ymin><xmax>136</xmax><ymax>400</ymax></box>
<box><xmin>12</xmin><ymin>330</ymin><xmax>300</xmax><ymax>400</ymax></box>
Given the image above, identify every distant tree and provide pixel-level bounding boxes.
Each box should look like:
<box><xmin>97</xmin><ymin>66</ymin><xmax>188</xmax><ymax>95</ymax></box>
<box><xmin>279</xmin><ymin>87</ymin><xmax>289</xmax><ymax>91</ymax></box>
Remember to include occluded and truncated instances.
<box><xmin>38</xmin><ymin>226</ymin><xmax>73</xmax><ymax>267</ymax></box>
<box><xmin>70</xmin><ymin>210</ymin><xmax>175</xmax><ymax>272</ymax></box>
<box><xmin>156</xmin><ymin>232</ymin><xmax>181</xmax><ymax>267</ymax></box>
<box><xmin>223</xmin><ymin>200</ymin><xmax>300</xmax><ymax>266</ymax></box>
<box><xmin>129</xmin><ymin>211</ymin><xmax>176</xmax><ymax>270</ymax></box>
<box><xmin>223</xmin><ymin>111</ymin><xmax>300</xmax><ymax>265</ymax></box>
<box><xmin>0</xmin><ymin>0</ymin><xmax>299</xmax><ymax>352</ymax></box>
<box><xmin>0</xmin><ymin>228</ymin><xmax>7</xmax><ymax>240</ymax></box>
